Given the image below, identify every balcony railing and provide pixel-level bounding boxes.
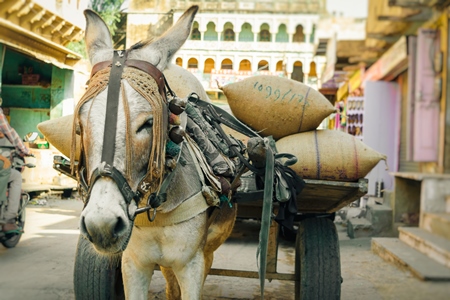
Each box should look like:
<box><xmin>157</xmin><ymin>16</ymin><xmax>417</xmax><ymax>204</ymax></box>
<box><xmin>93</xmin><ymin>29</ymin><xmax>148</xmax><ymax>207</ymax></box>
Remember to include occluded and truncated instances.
<box><xmin>182</xmin><ymin>40</ymin><xmax>314</xmax><ymax>53</ymax></box>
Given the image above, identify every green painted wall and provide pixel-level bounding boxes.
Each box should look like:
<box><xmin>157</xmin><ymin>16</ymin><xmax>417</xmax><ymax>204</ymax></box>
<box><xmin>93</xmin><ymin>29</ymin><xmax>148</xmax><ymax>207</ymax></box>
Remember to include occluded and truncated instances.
<box><xmin>1</xmin><ymin>48</ymin><xmax>52</xmax><ymax>85</ymax></box>
<box><xmin>9</xmin><ymin>108</ymin><xmax>49</xmax><ymax>139</ymax></box>
<box><xmin>0</xmin><ymin>44</ymin><xmax>4</xmax><ymax>93</ymax></box>
<box><xmin>1</xmin><ymin>85</ymin><xmax>51</xmax><ymax>109</ymax></box>
<box><xmin>0</xmin><ymin>44</ymin><xmax>74</xmax><ymax>137</ymax></box>
<box><xmin>50</xmin><ymin>66</ymin><xmax>74</xmax><ymax>119</ymax></box>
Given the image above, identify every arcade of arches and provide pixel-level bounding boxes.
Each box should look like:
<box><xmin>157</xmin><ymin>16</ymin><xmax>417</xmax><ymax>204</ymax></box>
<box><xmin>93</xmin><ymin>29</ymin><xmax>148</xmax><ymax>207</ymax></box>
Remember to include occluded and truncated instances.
<box><xmin>190</xmin><ymin>21</ymin><xmax>313</xmax><ymax>43</ymax></box>
<box><xmin>176</xmin><ymin>57</ymin><xmax>317</xmax><ymax>83</ymax></box>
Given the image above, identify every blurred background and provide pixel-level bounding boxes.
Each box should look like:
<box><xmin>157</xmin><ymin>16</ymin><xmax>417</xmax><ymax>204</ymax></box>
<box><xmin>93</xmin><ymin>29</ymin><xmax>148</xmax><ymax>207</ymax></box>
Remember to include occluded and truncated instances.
<box><xmin>1</xmin><ymin>0</ymin><xmax>450</xmax><ymax>283</ymax></box>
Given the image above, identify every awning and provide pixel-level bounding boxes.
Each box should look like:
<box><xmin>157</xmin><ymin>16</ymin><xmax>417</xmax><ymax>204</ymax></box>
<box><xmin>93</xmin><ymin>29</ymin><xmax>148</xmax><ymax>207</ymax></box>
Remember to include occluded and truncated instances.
<box><xmin>0</xmin><ymin>18</ymin><xmax>82</xmax><ymax>70</ymax></box>
<box><xmin>336</xmin><ymin>81</ymin><xmax>348</xmax><ymax>102</ymax></box>
<box><xmin>362</xmin><ymin>36</ymin><xmax>409</xmax><ymax>86</ymax></box>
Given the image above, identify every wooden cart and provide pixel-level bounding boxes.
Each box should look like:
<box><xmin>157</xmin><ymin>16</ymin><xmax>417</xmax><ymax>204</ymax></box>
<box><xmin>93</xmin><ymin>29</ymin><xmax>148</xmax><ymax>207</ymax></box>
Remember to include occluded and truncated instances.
<box><xmin>56</xmin><ymin>158</ymin><xmax>368</xmax><ymax>299</ymax></box>
<box><xmin>212</xmin><ymin>177</ymin><xmax>368</xmax><ymax>299</ymax></box>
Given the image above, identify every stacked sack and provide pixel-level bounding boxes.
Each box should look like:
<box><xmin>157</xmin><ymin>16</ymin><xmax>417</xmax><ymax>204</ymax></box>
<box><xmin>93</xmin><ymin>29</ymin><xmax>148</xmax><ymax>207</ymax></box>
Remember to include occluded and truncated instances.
<box><xmin>221</xmin><ymin>75</ymin><xmax>386</xmax><ymax>182</ymax></box>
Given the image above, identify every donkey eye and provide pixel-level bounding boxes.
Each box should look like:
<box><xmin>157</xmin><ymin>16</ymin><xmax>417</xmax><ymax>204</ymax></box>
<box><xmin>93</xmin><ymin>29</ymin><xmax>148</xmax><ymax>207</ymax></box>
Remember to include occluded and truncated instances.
<box><xmin>137</xmin><ymin>117</ymin><xmax>153</xmax><ymax>134</ymax></box>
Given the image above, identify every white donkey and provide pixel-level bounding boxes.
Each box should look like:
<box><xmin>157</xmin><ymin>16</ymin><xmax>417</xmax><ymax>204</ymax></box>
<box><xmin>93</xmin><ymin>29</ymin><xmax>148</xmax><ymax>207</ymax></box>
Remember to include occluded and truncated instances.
<box><xmin>75</xmin><ymin>5</ymin><xmax>237</xmax><ymax>299</ymax></box>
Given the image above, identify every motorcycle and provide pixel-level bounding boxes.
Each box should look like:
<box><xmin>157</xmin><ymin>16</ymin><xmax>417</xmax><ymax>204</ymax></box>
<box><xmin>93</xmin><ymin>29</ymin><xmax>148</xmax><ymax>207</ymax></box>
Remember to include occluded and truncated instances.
<box><xmin>0</xmin><ymin>134</ymin><xmax>37</xmax><ymax>248</ymax></box>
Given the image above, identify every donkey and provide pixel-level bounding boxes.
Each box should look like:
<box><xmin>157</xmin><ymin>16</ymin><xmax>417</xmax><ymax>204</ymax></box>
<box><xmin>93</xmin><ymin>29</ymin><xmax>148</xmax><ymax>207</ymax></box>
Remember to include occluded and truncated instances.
<box><xmin>76</xmin><ymin>5</ymin><xmax>237</xmax><ymax>299</ymax></box>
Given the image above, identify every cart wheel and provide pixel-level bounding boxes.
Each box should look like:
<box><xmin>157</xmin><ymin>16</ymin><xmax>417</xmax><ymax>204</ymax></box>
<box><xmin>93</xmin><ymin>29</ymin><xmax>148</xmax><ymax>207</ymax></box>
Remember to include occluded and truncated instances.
<box><xmin>73</xmin><ymin>235</ymin><xmax>125</xmax><ymax>300</ymax></box>
<box><xmin>295</xmin><ymin>217</ymin><xmax>341</xmax><ymax>300</ymax></box>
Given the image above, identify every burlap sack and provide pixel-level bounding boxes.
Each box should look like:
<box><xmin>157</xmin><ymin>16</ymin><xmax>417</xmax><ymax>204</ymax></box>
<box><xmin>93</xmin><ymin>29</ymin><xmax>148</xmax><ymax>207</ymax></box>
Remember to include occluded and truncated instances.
<box><xmin>37</xmin><ymin>115</ymin><xmax>80</xmax><ymax>160</ymax></box>
<box><xmin>276</xmin><ymin>130</ymin><xmax>387</xmax><ymax>182</ymax></box>
<box><xmin>221</xmin><ymin>75</ymin><xmax>336</xmax><ymax>140</ymax></box>
<box><xmin>164</xmin><ymin>64</ymin><xmax>210</xmax><ymax>101</ymax></box>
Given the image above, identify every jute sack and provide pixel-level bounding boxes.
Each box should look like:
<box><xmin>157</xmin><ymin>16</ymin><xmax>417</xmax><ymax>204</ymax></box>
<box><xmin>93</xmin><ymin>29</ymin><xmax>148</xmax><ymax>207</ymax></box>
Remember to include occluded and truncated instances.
<box><xmin>276</xmin><ymin>130</ymin><xmax>387</xmax><ymax>182</ymax></box>
<box><xmin>37</xmin><ymin>64</ymin><xmax>210</xmax><ymax>160</ymax></box>
<box><xmin>37</xmin><ymin>115</ymin><xmax>80</xmax><ymax>160</ymax></box>
<box><xmin>220</xmin><ymin>75</ymin><xmax>336</xmax><ymax>140</ymax></box>
<box><xmin>164</xmin><ymin>64</ymin><xmax>210</xmax><ymax>101</ymax></box>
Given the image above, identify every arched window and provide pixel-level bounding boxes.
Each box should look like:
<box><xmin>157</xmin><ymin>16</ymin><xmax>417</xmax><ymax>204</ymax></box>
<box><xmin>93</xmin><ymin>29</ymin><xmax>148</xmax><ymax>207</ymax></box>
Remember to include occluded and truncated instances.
<box><xmin>222</xmin><ymin>22</ymin><xmax>235</xmax><ymax>41</ymax></box>
<box><xmin>239</xmin><ymin>23</ymin><xmax>253</xmax><ymax>42</ymax></box>
<box><xmin>259</xmin><ymin>23</ymin><xmax>271</xmax><ymax>42</ymax></box>
<box><xmin>188</xmin><ymin>58</ymin><xmax>198</xmax><ymax>69</ymax></box>
<box><xmin>293</xmin><ymin>25</ymin><xmax>305</xmax><ymax>42</ymax></box>
<box><xmin>191</xmin><ymin>21</ymin><xmax>201</xmax><ymax>40</ymax></box>
<box><xmin>276</xmin><ymin>60</ymin><xmax>284</xmax><ymax>72</ymax></box>
<box><xmin>310</xmin><ymin>24</ymin><xmax>316</xmax><ymax>43</ymax></box>
<box><xmin>224</xmin><ymin>29</ymin><xmax>235</xmax><ymax>41</ymax></box>
<box><xmin>204</xmin><ymin>58</ymin><xmax>215</xmax><ymax>73</ymax></box>
<box><xmin>204</xmin><ymin>22</ymin><xmax>218</xmax><ymax>41</ymax></box>
<box><xmin>221</xmin><ymin>58</ymin><xmax>233</xmax><ymax>70</ymax></box>
<box><xmin>260</xmin><ymin>30</ymin><xmax>270</xmax><ymax>42</ymax></box>
<box><xmin>258</xmin><ymin>60</ymin><xmax>269</xmax><ymax>71</ymax></box>
<box><xmin>176</xmin><ymin>57</ymin><xmax>183</xmax><ymax>67</ymax></box>
<box><xmin>309</xmin><ymin>61</ymin><xmax>317</xmax><ymax>77</ymax></box>
<box><xmin>276</xmin><ymin>24</ymin><xmax>289</xmax><ymax>43</ymax></box>
<box><xmin>291</xmin><ymin>61</ymin><xmax>304</xmax><ymax>82</ymax></box>
<box><xmin>239</xmin><ymin>59</ymin><xmax>251</xmax><ymax>71</ymax></box>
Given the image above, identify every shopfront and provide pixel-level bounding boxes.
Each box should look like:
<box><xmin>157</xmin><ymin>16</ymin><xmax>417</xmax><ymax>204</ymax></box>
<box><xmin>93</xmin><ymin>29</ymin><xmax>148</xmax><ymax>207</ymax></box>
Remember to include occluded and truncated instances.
<box><xmin>0</xmin><ymin>0</ymin><xmax>88</xmax><ymax>139</ymax></box>
<box><xmin>345</xmin><ymin>36</ymin><xmax>413</xmax><ymax>195</ymax></box>
<box><xmin>0</xmin><ymin>46</ymin><xmax>76</xmax><ymax>138</ymax></box>
<box><xmin>0</xmin><ymin>0</ymin><xmax>88</xmax><ymax>188</ymax></box>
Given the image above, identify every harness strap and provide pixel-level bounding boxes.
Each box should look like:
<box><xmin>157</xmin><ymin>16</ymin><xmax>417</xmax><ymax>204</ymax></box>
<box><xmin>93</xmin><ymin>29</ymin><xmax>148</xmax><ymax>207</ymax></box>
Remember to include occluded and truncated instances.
<box><xmin>134</xmin><ymin>191</ymin><xmax>209</xmax><ymax>227</ymax></box>
<box><xmin>187</xmin><ymin>94</ymin><xmax>261</xmax><ymax>139</ymax></box>
<box><xmin>185</xmin><ymin>132</ymin><xmax>223</xmax><ymax>229</ymax></box>
<box><xmin>257</xmin><ymin>138</ymin><xmax>276</xmax><ymax>300</ymax></box>
<box><xmin>102</xmin><ymin>51</ymin><xmax>127</xmax><ymax>165</ymax></box>
<box><xmin>89</xmin><ymin>162</ymin><xmax>138</xmax><ymax>207</ymax></box>
<box><xmin>134</xmin><ymin>142</ymin><xmax>185</xmax><ymax>220</ymax></box>
<box><xmin>185</xmin><ymin>135</ymin><xmax>222</xmax><ymax>192</ymax></box>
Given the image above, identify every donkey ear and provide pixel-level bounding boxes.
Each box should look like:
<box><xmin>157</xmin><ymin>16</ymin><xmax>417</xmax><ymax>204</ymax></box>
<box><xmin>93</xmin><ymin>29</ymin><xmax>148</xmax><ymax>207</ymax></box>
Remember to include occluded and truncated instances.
<box><xmin>146</xmin><ymin>5</ymin><xmax>198</xmax><ymax>70</ymax></box>
<box><xmin>84</xmin><ymin>9</ymin><xmax>114</xmax><ymax>65</ymax></box>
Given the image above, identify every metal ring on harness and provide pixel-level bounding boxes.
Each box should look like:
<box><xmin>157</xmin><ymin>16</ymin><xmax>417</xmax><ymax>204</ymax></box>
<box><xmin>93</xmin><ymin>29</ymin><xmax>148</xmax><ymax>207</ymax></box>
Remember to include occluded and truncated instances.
<box><xmin>147</xmin><ymin>207</ymin><xmax>157</xmax><ymax>222</ymax></box>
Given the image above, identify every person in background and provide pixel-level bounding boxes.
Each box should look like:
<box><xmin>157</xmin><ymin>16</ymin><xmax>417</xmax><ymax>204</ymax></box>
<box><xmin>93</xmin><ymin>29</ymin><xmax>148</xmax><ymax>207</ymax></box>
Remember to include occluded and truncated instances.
<box><xmin>0</xmin><ymin>96</ymin><xmax>32</xmax><ymax>232</ymax></box>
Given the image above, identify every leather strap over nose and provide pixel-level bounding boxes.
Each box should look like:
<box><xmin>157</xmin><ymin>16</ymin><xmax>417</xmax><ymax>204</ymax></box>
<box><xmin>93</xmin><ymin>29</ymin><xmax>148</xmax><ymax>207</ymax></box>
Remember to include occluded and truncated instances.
<box><xmin>102</xmin><ymin>50</ymin><xmax>127</xmax><ymax>165</ymax></box>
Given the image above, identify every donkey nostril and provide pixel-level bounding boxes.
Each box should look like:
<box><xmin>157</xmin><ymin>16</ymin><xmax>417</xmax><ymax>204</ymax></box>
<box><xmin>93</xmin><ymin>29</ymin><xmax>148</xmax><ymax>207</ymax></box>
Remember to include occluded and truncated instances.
<box><xmin>114</xmin><ymin>217</ymin><xmax>127</xmax><ymax>236</ymax></box>
<box><xmin>80</xmin><ymin>216</ymin><xmax>93</xmax><ymax>242</ymax></box>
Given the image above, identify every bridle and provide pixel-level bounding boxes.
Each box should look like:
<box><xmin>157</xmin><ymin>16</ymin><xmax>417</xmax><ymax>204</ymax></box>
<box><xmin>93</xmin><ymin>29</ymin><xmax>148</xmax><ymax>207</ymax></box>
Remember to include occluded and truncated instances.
<box><xmin>76</xmin><ymin>50</ymin><xmax>180</xmax><ymax>222</ymax></box>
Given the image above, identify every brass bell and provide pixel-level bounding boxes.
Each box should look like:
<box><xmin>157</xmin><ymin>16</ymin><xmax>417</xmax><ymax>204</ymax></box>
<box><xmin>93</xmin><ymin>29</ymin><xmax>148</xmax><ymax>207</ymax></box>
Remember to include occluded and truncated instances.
<box><xmin>169</xmin><ymin>97</ymin><xmax>186</xmax><ymax>115</ymax></box>
<box><xmin>169</xmin><ymin>126</ymin><xmax>185</xmax><ymax>144</ymax></box>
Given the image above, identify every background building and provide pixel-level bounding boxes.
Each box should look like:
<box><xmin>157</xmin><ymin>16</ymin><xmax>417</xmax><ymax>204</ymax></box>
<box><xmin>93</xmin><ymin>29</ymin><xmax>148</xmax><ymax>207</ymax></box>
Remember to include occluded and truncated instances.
<box><xmin>0</xmin><ymin>0</ymin><xmax>89</xmax><ymax>188</ymax></box>
<box><xmin>125</xmin><ymin>0</ymin><xmax>327</xmax><ymax>96</ymax></box>
<box><xmin>0</xmin><ymin>0</ymin><xmax>89</xmax><ymax>137</ymax></box>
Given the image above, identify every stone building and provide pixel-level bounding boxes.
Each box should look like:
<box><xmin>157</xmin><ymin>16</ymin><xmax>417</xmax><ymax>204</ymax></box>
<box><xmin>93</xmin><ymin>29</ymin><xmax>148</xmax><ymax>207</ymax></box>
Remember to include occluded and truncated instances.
<box><xmin>125</xmin><ymin>0</ymin><xmax>326</xmax><ymax>95</ymax></box>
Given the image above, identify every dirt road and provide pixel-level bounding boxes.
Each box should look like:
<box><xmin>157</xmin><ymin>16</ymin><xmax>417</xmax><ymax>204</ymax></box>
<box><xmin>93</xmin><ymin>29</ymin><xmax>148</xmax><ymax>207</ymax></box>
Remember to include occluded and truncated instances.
<box><xmin>0</xmin><ymin>198</ymin><xmax>449</xmax><ymax>299</ymax></box>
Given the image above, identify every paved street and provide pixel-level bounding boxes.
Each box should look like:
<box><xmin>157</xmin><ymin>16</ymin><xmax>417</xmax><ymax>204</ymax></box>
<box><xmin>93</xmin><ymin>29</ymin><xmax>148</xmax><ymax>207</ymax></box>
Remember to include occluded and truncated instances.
<box><xmin>0</xmin><ymin>197</ymin><xmax>449</xmax><ymax>300</ymax></box>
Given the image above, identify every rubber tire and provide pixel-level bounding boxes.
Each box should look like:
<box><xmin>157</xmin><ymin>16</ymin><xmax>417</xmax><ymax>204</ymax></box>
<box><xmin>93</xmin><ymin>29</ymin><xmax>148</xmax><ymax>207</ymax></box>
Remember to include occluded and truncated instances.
<box><xmin>295</xmin><ymin>217</ymin><xmax>341</xmax><ymax>300</ymax></box>
<box><xmin>1</xmin><ymin>195</ymin><xmax>27</xmax><ymax>248</ymax></box>
<box><xmin>73</xmin><ymin>235</ymin><xmax>125</xmax><ymax>300</ymax></box>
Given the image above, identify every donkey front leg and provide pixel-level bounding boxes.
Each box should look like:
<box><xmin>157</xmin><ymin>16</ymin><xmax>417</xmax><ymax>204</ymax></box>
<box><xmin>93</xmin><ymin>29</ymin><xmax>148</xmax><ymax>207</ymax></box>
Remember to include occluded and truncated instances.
<box><xmin>122</xmin><ymin>251</ymin><xmax>155</xmax><ymax>300</ymax></box>
<box><xmin>173</xmin><ymin>249</ymin><xmax>205</xmax><ymax>299</ymax></box>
